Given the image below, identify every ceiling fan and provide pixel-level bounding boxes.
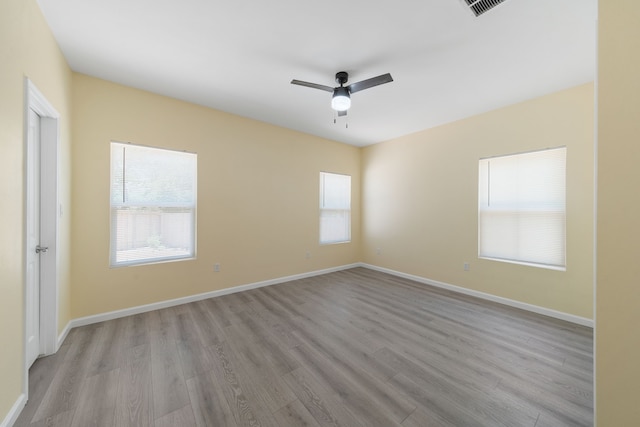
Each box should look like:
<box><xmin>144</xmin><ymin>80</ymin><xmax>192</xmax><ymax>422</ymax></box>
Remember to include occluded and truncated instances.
<box><xmin>291</xmin><ymin>71</ymin><xmax>393</xmax><ymax>117</ymax></box>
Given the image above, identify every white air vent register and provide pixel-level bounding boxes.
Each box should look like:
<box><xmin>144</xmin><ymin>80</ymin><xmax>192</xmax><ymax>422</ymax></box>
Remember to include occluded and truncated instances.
<box><xmin>462</xmin><ymin>0</ymin><xmax>510</xmax><ymax>17</ymax></box>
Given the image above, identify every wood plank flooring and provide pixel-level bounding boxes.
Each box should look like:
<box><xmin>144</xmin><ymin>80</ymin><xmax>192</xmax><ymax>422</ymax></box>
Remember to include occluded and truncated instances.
<box><xmin>14</xmin><ymin>268</ymin><xmax>593</xmax><ymax>426</ymax></box>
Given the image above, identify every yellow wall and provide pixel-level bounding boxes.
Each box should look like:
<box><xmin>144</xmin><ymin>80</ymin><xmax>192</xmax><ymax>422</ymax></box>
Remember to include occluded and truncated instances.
<box><xmin>596</xmin><ymin>1</ymin><xmax>640</xmax><ymax>424</ymax></box>
<box><xmin>0</xmin><ymin>0</ymin><xmax>73</xmax><ymax>421</ymax></box>
<box><xmin>362</xmin><ymin>84</ymin><xmax>594</xmax><ymax>319</ymax></box>
<box><xmin>70</xmin><ymin>74</ymin><xmax>361</xmax><ymax>318</ymax></box>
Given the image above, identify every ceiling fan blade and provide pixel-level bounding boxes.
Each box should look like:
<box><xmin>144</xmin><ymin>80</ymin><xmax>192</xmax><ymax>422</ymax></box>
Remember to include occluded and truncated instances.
<box><xmin>338</xmin><ymin>110</ymin><xmax>347</xmax><ymax>117</ymax></box>
<box><xmin>291</xmin><ymin>80</ymin><xmax>334</xmax><ymax>93</ymax></box>
<box><xmin>347</xmin><ymin>73</ymin><xmax>393</xmax><ymax>94</ymax></box>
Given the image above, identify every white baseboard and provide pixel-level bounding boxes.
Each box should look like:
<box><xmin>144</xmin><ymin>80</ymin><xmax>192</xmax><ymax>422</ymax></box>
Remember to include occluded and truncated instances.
<box><xmin>69</xmin><ymin>263</ymin><xmax>360</xmax><ymax>329</ymax></box>
<box><xmin>61</xmin><ymin>260</ymin><xmax>591</xmax><ymax>346</ymax></box>
<box><xmin>57</xmin><ymin>321</ymin><xmax>72</xmax><ymax>351</ymax></box>
<box><xmin>360</xmin><ymin>263</ymin><xmax>594</xmax><ymax>328</ymax></box>
<box><xmin>0</xmin><ymin>393</ymin><xmax>26</xmax><ymax>427</ymax></box>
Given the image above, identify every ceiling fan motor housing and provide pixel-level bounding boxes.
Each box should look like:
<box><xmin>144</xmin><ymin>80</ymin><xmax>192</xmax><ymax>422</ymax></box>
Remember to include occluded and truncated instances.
<box><xmin>335</xmin><ymin>71</ymin><xmax>349</xmax><ymax>86</ymax></box>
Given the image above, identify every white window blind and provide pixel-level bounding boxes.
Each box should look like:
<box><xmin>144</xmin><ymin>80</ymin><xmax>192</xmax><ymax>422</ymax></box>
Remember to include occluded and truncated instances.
<box><xmin>478</xmin><ymin>147</ymin><xmax>566</xmax><ymax>270</ymax></box>
<box><xmin>319</xmin><ymin>172</ymin><xmax>351</xmax><ymax>244</ymax></box>
<box><xmin>110</xmin><ymin>142</ymin><xmax>197</xmax><ymax>267</ymax></box>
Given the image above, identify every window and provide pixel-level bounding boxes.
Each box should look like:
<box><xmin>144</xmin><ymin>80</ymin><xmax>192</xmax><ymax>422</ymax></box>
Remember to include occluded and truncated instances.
<box><xmin>478</xmin><ymin>147</ymin><xmax>566</xmax><ymax>270</ymax></box>
<box><xmin>319</xmin><ymin>172</ymin><xmax>351</xmax><ymax>244</ymax></box>
<box><xmin>110</xmin><ymin>142</ymin><xmax>197</xmax><ymax>267</ymax></box>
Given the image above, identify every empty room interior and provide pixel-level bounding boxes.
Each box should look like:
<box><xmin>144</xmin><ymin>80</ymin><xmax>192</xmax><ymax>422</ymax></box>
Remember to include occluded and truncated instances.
<box><xmin>2</xmin><ymin>0</ymin><xmax>639</xmax><ymax>426</ymax></box>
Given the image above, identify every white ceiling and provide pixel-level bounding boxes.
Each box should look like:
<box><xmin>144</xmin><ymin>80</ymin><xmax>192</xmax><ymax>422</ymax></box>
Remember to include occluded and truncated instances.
<box><xmin>36</xmin><ymin>0</ymin><xmax>597</xmax><ymax>147</ymax></box>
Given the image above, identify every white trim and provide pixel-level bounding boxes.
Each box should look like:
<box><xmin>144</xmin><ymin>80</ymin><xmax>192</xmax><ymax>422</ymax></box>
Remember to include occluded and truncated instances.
<box><xmin>25</xmin><ymin>78</ymin><xmax>60</xmax><ymax>357</ymax></box>
<box><xmin>22</xmin><ymin>78</ymin><xmax>61</xmax><ymax>421</ymax></box>
<box><xmin>0</xmin><ymin>393</ymin><xmax>26</xmax><ymax>427</ymax></box>
<box><xmin>69</xmin><ymin>264</ymin><xmax>360</xmax><ymax>328</ymax></box>
<box><xmin>478</xmin><ymin>256</ymin><xmax>566</xmax><ymax>272</ymax></box>
<box><xmin>63</xmin><ymin>261</ymin><xmax>592</xmax><ymax>336</ymax></box>
<box><xmin>360</xmin><ymin>263</ymin><xmax>594</xmax><ymax>328</ymax></box>
<box><xmin>57</xmin><ymin>321</ymin><xmax>72</xmax><ymax>351</ymax></box>
<box><xmin>26</xmin><ymin>82</ymin><xmax>60</xmax><ymax>119</ymax></box>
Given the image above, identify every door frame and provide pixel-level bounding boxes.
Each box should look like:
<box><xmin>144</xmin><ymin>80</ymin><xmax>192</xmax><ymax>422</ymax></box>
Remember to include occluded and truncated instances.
<box><xmin>23</xmin><ymin>78</ymin><xmax>60</xmax><ymax>392</ymax></box>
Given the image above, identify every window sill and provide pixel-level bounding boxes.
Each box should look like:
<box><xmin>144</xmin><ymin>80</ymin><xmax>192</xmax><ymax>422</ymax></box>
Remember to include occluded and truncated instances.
<box><xmin>479</xmin><ymin>256</ymin><xmax>566</xmax><ymax>272</ymax></box>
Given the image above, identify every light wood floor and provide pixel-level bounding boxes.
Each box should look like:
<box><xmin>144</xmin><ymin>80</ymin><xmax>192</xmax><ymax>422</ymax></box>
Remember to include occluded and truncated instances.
<box><xmin>15</xmin><ymin>268</ymin><xmax>593</xmax><ymax>427</ymax></box>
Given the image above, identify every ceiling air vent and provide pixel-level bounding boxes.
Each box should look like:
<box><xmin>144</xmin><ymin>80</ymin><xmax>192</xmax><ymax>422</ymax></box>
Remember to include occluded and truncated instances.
<box><xmin>463</xmin><ymin>0</ymin><xmax>509</xmax><ymax>17</ymax></box>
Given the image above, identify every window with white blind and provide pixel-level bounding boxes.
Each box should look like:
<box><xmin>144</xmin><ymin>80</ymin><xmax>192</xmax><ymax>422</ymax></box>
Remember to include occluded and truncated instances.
<box><xmin>478</xmin><ymin>147</ymin><xmax>566</xmax><ymax>270</ymax></box>
<box><xmin>319</xmin><ymin>172</ymin><xmax>351</xmax><ymax>244</ymax></box>
<box><xmin>110</xmin><ymin>142</ymin><xmax>197</xmax><ymax>267</ymax></box>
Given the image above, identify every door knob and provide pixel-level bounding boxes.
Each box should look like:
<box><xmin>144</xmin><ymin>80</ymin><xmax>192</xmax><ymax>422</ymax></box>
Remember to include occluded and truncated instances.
<box><xmin>36</xmin><ymin>245</ymin><xmax>48</xmax><ymax>253</ymax></box>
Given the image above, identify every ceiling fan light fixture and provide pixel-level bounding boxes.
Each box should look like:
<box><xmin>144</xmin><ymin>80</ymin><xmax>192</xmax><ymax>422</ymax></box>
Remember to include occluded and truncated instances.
<box><xmin>331</xmin><ymin>87</ymin><xmax>351</xmax><ymax>111</ymax></box>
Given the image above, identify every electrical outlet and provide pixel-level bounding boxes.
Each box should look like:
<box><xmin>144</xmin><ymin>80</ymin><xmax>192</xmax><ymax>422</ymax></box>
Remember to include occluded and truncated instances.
<box><xmin>305</xmin><ymin>251</ymin><xmax>311</xmax><ymax>259</ymax></box>
<box><xmin>376</xmin><ymin>248</ymin><xmax>381</xmax><ymax>255</ymax></box>
<box><xmin>463</xmin><ymin>262</ymin><xmax>470</xmax><ymax>271</ymax></box>
<box><xmin>214</xmin><ymin>263</ymin><xmax>220</xmax><ymax>272</ymax></box>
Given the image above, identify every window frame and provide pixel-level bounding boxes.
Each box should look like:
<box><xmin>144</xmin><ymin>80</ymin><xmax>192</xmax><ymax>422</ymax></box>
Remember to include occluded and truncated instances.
<box><xmin>319</xmin><ymin>171</ymin><xmax>352</xmax><ymax>245</ymax></box>
<box><xmin>478</xmin><ymin>146</ymin><xmax>567</xmax><ymax>271</ymax></box>
<box><xmin>110</xmin><ymin>141</ymin><xmax>197</xmax><ymax>267</ymax></box>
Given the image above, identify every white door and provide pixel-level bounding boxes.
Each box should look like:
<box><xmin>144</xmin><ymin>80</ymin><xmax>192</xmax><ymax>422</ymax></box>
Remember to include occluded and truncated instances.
<box><xmin>26</xmin><ymin>108</ymin><xmax>42</xmax><ymax>368</ymax></box>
